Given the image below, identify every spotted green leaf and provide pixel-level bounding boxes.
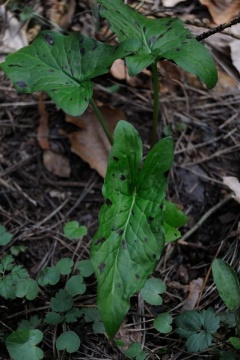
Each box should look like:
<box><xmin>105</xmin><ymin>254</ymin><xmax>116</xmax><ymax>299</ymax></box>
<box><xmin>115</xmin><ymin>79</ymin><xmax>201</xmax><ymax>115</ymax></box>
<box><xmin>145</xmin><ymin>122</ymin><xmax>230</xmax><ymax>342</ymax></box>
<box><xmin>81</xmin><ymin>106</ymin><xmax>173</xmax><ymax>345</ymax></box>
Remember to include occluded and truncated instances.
<box><xmin>91</xmin><ymin>120</ymin><xmax>174</xmax><ymax>338</ymax></box>
<box><xmin>98</xmin><ymin>0</ymin><xmax>217</xmax><ymax>88</ymax></box>
<box><xmin>0</xmin><ymin>31</ymin><xmax>139</xmax><ymax>116</ymax></box>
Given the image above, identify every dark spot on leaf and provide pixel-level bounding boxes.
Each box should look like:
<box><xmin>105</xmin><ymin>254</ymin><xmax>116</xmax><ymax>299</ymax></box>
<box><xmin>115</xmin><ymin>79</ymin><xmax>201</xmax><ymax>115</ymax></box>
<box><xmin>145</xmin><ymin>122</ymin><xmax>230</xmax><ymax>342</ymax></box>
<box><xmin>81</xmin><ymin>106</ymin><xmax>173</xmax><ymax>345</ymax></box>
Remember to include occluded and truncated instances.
<box><xmin>132</xmin><ymin>210</ymin><xmax>134</xmax><ymax>215</ymax></box>
<box><xmin>16</xmin><ymin>81</ymin><xmax>27</xmax><ymax>88</ymax></box>
<box><xmin>134</xmin><ymin>239</ymin><xmax>137</xmax><ymax>243</ymax></box>
<box><xmin>8</xmin><ymin>64</ymin><xmax>23</xmax><ymax>68</ymax></box>
<box><xmin>119</xmin><ymin>29</ymin><xmax>126</xmax><ymax>36</ymax></box>
<box><xmin>79</xmin><ymin>37</ymin><xmax>84</xmax><ymax>44</ymax></box>
<box><xmin>182</xmin><ymin>41</ymin><xmax>188</xmax><ymax>45</ymax></box>
<box><xmin>95</xmin><ymin>237</ymin><xmax>106</xmax><ymax>245</ymax></box>
<box><xmin>70</xmin><ymin>68</ymin><xmax>74</xmax><ymax>76</ymax></box>
<box><xmin>148</xmin><ymin>216</ymin><xmax>154</xmax><ymax>222</ymax></box>
<box><xmin>117</xmin><ymin>229</ymin><xmax>123</xmax><ymax>235</ymax></box>
<box><xmin>186</xmin><ymin>35</ymin><xmax>192</xmax><ymax>39</ymax></box>
<box><xmin>70</xmin><ymin>98</ymin><xmax>73</xmax><ymax>101</ymax></box>
<box><xmin>149</xmin><ymin>36</ymin><xmax>156</xmax><ymax>46</ymax></box>
<box><xmin>120</xmin><ymin>174</ymin><xmax>126</xmax><ymax>181</ymax></box>
<box><xmin>65</xmin><ymin>82</ymin><xmax>69</xmax><ymax>84</ymax></box>
<box><xmin>43</xmin><ymin>33</ymin><xmax>54</xmax><ymax>45</ymax></box>
<box><xmin>111</xmin><ymin>227</ymin><xmax>115</xmax><ymax>231</ymax></box>
<box><xmin>166</xmin><ymin>20</ymin><xmax>173</xmax><ymax>27</ymax></box>
<box><xmin>81</xmin><ymin>48</ymin><xmax>86</xmax><ymax>56</ymax></box>
<box><xmin>122</xmin><ymin>240</ymin><xmax>127</xmax><ymax>249</ymax></box>
<box><xmin>64</xmin><ymin>65</ymin><xmax>68</xmax><ymax>69</ymax></box>
<box><xmin>117</xmin><ymin>283</ymin><xmax>121</xmax><ymax>289</ymax></box>
<box><xmin>112</xmin><ymin>173</ymin><xmax>115</xmax><ymax>177</ymax></box>
<box><xmin>143</xmin><ymin>26</ymin><xmax>146</xmax><ymax>33</ymax></box>
<box><xmin>48</xmin><ymin>69</ymin><xmax>54</xmax><ymax>72</ymax></box>
<box><xmin>152</xmin><ymin>254</ymin><xmax>156</xmax><ymax>259</ymax></box>
<box><xmin>144</xmin><ymin>237</ymin><xmax>148</xmax><ymax>242</ymax></box>
<box><xmin>164</xmin><ymin>170</ymin><xmax>170</xmax><ymax>177</ymax></box>
<box><xmin>134</xmin><ymin>21</ymin><xmax>140</xmax><ymax>27</ymax></box>
<box><xmin>160</xmin><ymin>204</ymin><xmax>164</xmax><ymax>210</ymax></box>
<box><xmin>135</xmin><ymin>274</ymin><xmax>140</xmax><ymax>280</ymax></box>
<box><xmin>92</xmin><ymin>40</ymin><xmax>98</xmax><ymax>50</ymax></box>
<box><xmin>167</xmin><ymin>26</ymin><xmax>172</xmax><ymax>31</ymax></box>
<box><xmin>175</xmin><ymin>233</ymin><xmax>178</xmax><ymax>237</ymax></box>
<box><xmin>113</xmin><ymin>156</ymin><xmax>119</xmax><ymax>162</ymax></box>
<box><xmin>175</xmin><ymin>48</ymin><xmax>180</xmax><ymax>52</ymax></box>
<box><xmin>105</xmin><ymin>198</ymin><xmax>112</xmax><ymax>206</ymax></box>
<box><xmin>157</xmin><ymin>34</ymin><xmax>164</xmax><ymax>40</ymax></box>
<box><xmin>98</xmin><ymin>262</ymin><xmax>106</xmax><ymax>274</ymax></box>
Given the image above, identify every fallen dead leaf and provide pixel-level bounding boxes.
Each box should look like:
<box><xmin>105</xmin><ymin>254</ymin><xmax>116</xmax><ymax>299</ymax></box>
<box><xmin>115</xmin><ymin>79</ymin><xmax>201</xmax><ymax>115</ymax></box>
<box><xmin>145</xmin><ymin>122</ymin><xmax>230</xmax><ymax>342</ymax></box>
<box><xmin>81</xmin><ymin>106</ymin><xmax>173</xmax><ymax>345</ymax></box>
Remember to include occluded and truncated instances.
<box><xmin>223</xmin><ymin>176</ymin><xmax>240</xmax><ymax>204</ymax></box>
<box><xmin>37</xmin><ymin>94</ymin><xmax>50</xmax><ymax>150</ymax></box>
<box><xmin>0</xmin><ymin>5</ymin><xmax>28</xmax><ymax>61</ymax></box>
<box><xmin>43</xmin><ymin>150</ymin><xmax>71</xmax><ymax>178</ymax></box>
<box><xmin>182</xmin><ymin>278</ymin><xmax>203</xmax><ymax>311</ymax></box>
<box><xmin>110</xmin><ymin>59</ymin><xmax>126</xmax><ymax>80</ymax></box>
<box><xmin>46</xmin><ymin>0</ymin><xmax>75</xmax><ymax>29</ymax></box>
<box><xmin>199</xmin><ymin>0</ymin><xmax>240</xmax><ymax>24</ymax></box>
<box><xmin>64</xmin><ymin>106</ymin><xmax>126</xmax><ymax>178</ymax></box>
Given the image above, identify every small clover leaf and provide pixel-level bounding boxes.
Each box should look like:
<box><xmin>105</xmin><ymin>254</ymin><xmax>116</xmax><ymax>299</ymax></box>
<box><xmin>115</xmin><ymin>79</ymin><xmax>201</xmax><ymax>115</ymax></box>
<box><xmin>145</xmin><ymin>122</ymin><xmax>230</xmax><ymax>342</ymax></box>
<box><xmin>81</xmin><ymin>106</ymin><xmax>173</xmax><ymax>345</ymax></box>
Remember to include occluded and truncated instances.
<box><xmin>154</xmin><ymin>312</ymin><xmax>173</xmax><ymax>334</ymax></box>
<box><xmin>175</xmin><ymin>308</ymin><xmax>220</xmax><ymax>352</ymax></box>
<box><xmin>65</xmin><ymin>275</ymin><xmax>86</xmax><ymax>297</ymax></box>
<box><xmin>141</xmin><ymin>278</ymin><xmax>166</xmax><ymax>305</ymax></box>
<box><xmin>18</xmin><ymin>316</ymin><xmax>42</xmax><ymax>330</ymax></box>
<box><xmin>0</xmin><ymin>225</ymin><xmax>13</xmax><ymax>246</ymax></box>
<box><xmin>55</xmin><ymin>258</ymin><xmax>74</xmax><ymax>275</ymax></box>
<box><xmin>64</xmin><ymin>307</ymin><xmax>82</xmax><ymax>323</ymax></box>
<box><xmin>229</xmin><ymin>337</ymin><xmax>240</xmax><ymax>350</ymax></box>
<box><xmin>6</xmin><ymin>329</ymin><xmax>44</xmax><ymax>360</ymax></box>
<box><xmin>56</xmin><ymin>331</ymin><xmax>80</xmax><ymax>353</ymax></box>
<box><xmin>38</xmin><ymin>266</ymin><xmax>60</xmax><ymax>286</ymax></box>
<box><xmin>76</xmin><ymin>259</ymin><xmax>94</xmax><ymax>277</ymax></box>
<box><xmin>124</xmin><ymin>342</ymin><xmax>147</xmax><ymax>360</ymax></box>
<box><xmin>63</xmin><ymin>221</ymin><xmax>87</xmax><ymax>239</ymax></box>
<box><xmin>50</xmin><ymin>289</ymin><xmax>73</xmax><ymax>312</ymax></box>
<box><xmin>16</xmin><ymin>278</ymin><xmax>39</xmax><ymax>300</ymax></box>
<box><xmin>45</xmin><ymin>312</ymin><xmax>64</xmax><ymax>325</ymax></box>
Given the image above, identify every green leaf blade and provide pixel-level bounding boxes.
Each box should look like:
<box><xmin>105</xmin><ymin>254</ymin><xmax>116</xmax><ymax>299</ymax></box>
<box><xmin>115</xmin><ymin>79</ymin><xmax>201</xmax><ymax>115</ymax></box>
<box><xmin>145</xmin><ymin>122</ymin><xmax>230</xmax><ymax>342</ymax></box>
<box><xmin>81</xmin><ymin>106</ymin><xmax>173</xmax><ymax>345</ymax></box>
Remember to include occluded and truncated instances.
<box><xmin>0</xmin><ymin>31</ymin><xmax>138</xmax><ymax>116</ymax></box>
<box><xmin>91</xmin><ymin>121</ymin><xmax>174</xmax><ymax>338</ymax></box>
<box><xmin>98</xmin><ymin>0</ymin><xmax>217</xmax><ymax>88</ymax></box>
<box><xmin>212</xmin><ymin>259</ymin><xmax>240</xmax><ymax>310</ymax></box>
<box><xmin>6</xmin><ymin>329</ymin><xmax>44</xmax><ymax>360</ymax></box>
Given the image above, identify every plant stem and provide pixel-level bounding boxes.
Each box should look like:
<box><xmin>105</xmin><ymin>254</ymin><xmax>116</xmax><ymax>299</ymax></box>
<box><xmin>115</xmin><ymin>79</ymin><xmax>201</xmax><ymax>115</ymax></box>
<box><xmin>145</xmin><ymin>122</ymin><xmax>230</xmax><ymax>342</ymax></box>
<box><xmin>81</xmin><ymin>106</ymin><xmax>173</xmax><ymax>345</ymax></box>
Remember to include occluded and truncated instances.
<box><xmin>90</xmin><ymin>98</ymin><xmax>113</xmax><ymax>145</ymax></box>
<box><xmin>151</xmin><ymin>60</ymin><xmax>160</xmax><ymax>147</ymax></box>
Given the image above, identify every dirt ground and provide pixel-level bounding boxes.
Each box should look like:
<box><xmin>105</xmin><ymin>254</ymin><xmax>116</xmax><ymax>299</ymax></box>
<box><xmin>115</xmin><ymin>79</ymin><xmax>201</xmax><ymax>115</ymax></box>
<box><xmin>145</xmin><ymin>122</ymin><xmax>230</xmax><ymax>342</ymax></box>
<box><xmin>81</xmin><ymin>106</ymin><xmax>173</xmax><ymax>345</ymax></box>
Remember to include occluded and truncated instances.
<box><xmin>0</xmin><ymin>1</ymin><xmax>240</xmax><ymax>359</ymax></box>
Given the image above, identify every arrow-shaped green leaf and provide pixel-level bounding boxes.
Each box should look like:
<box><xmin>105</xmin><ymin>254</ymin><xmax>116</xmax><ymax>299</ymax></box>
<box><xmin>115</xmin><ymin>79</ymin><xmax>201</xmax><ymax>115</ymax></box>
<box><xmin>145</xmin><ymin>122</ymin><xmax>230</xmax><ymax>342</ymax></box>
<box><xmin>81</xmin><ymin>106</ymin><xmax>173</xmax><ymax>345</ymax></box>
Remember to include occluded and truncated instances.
<box><xmin>91</xmin><ymin>120</ymin><xmax>174</xmax><ymax>338</ymax></box>
<box><xmin>0</xmin><ymin>31</ymin><xmax>138</xmax><ymax>116</ymax></box>
<box><xmin>98</xmin><ymin>0</ymin><xmax>217</xmax><ymax>88</ymax></box>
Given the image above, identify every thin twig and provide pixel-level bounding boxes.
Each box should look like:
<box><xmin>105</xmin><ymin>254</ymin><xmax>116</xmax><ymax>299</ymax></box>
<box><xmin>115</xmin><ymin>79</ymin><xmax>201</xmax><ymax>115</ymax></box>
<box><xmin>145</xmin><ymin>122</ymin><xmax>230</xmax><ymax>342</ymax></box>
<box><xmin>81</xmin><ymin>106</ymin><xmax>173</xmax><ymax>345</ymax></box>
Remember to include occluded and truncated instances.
<box><xmin>196</xmin><ymin>15</ymin><xmax>240</xmax><ymax>41</ymax></box>
<box><xmin>179</xmin><ymin>193</ymin><xmax>234</xmax><ymax>244</ymax></box>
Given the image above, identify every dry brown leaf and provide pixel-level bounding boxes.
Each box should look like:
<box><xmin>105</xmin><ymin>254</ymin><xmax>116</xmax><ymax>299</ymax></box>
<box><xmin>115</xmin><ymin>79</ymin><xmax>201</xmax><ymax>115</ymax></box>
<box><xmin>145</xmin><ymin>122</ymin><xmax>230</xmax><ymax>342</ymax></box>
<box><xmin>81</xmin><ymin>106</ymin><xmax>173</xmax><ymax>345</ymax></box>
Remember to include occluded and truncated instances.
<box><xmin>223</xmin><ymin>176</ymin><xmax>240</xmax><ymax>204</ymax></box>
<box><xmin>182</xmin><ymin>278</ymin><xmax>203</xmax><ymax>311</ymax></box>
<box><xmin>110</xmin><ymin>59</ymin><xmax>126</xmax><ymax>80</ymax></box>
<box><xmin>65</xmin><ymin>106</ymin><xmax>126</xmax><ymax>178</ymax></box>
<box><xmin>199</xmin><ymin>0</ymin><xmax>240</xmax><ymax>24</ymax></box>
<box><xmin>37</xmin><ymin>94</ymin><xmax>50</xmax><ymax>150</ymax></box>
<box><xmin>162</xmin><ymin>0</ymin><xmax>188</xmax><ymax>6</ymax></box>
<box><xmin>43</xmin><ymin>150</ymin><xmax>71</xmax><ymax>178</ymax></box>
<box><xmin>46</xmin><ymin>0</ymin><xmax>75</xmax><ymax>29</ymax></box>
<box><xmin>0</xmin><ymin>6</ymin><xmax>28</xmax><ymax>61</ymax></box>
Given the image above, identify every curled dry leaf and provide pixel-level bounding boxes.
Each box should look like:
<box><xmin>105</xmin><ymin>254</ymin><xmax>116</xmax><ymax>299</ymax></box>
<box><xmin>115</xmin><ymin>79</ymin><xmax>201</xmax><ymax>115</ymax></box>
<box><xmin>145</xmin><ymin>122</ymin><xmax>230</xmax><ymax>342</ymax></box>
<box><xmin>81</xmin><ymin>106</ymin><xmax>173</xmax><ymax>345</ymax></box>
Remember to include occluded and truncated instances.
<box><xmin>223</xmin><ymin>176</ymin><xmax>240</xmax><ymax>204</ymax></box>
<box><xmin>43</xmin><ymin>150</ymin><xmax>71</xmax><ymax>178</ymax></box>
<box><xmin>65</xmin><ymin>106</ymin><xmax>126</xmax><ymax>178</ymax></box>
<box><xmin>199</xmin><ymin>0</ymin><xmax>240</xmax><ymax>24</ymax></box>
<box><xmin>37</xmin><ymin>94</ymin><xmax>50</xmax><ymax>150</ymax></box>
<box><xmin>110</xmin><ymin>59</ymin><xmax>126</xmax><ymax>80</ymax></box>
<box><xmin>182</xmin><ymin>278</ymin><xmax>203</xmax><ymax>311</ymax></box>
